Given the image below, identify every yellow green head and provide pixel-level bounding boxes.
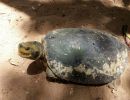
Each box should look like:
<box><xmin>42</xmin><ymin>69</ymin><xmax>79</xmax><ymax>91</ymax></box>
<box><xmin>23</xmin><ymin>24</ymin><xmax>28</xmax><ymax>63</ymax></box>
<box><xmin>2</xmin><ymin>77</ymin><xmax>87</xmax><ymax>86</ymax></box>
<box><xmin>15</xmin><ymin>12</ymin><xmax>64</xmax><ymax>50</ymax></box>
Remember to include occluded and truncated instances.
<box><xmin>18</xmin><ymin>41</ymin><xmax>43</xmax><ymax>60</ymax></box>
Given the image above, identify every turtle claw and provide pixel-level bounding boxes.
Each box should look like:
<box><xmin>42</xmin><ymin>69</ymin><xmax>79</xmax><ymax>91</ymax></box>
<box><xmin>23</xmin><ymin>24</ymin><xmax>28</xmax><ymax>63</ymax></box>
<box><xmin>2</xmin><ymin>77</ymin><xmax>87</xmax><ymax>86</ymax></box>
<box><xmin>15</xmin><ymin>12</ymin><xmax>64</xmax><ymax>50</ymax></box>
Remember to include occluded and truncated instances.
<box><xmin>107</xmin><ymin>81</ymin><xmax>118</xmax><ymax>96</ymax></box>
<box><xmin>107</xmin><ymin>81</ymin><xmax>117</xmax><ymax>91</ymax></box>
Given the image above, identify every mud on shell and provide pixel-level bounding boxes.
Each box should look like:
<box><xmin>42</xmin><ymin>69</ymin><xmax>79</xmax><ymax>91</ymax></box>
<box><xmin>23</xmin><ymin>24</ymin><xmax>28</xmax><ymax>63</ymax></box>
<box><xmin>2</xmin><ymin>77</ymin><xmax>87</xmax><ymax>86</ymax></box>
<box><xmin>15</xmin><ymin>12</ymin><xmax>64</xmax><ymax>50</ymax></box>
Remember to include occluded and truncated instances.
<box><xmin>44</xmin><ymin>28</ymin><xmax>128</xmax><ymax>85</ymax></box>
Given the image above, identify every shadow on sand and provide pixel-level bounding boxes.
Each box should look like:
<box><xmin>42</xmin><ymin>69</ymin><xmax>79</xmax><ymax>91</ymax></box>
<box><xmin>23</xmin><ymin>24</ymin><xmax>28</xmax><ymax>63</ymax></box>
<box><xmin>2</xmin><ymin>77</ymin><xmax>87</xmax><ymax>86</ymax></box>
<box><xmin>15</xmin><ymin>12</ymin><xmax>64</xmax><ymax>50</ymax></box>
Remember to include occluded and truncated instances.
<box><xmin>1</xmin><ymin>0</ymin><xmax>130</xmax><ymax>35</ymax></box>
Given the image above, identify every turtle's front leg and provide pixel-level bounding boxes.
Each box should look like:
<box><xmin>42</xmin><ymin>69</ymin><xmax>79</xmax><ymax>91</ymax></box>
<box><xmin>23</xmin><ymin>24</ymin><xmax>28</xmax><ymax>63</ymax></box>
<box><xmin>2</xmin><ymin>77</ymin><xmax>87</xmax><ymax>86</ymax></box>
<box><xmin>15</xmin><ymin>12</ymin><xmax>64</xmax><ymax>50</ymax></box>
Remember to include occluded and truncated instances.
<box><xmin>46</xmin><ymin>67</ymin><xmax>58</xmax><ymax>79</ymax></box>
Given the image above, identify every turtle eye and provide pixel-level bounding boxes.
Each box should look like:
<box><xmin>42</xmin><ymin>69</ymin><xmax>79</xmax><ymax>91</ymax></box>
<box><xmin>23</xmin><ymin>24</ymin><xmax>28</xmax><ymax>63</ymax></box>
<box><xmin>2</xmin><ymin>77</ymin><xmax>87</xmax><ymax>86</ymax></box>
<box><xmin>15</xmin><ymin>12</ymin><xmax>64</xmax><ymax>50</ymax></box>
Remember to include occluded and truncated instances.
<box><xmin>34</xmin><ymin>41</ymin><xmax>37</xmax><ymax>44</ymax></box>
<box><xmin>32</xmin><ymin>51</ymin><xmax>40</xmax><ymax>59</ymax></box>
<box><xmin>25</xmin><ymin>47</ymin><xmax>30</xmax><ymax>50</ymax></box>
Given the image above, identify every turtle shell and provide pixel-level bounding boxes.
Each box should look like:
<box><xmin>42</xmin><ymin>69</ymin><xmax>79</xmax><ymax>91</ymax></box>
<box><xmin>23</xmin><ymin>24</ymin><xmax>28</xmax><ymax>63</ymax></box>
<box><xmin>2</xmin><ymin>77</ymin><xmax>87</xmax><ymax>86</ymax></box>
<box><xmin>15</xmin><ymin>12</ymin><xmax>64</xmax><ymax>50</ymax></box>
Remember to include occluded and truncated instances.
<box><xmin>43</xmin><ymin>28</ymin><xmax>128</xmax><ymax>85</ymax></box>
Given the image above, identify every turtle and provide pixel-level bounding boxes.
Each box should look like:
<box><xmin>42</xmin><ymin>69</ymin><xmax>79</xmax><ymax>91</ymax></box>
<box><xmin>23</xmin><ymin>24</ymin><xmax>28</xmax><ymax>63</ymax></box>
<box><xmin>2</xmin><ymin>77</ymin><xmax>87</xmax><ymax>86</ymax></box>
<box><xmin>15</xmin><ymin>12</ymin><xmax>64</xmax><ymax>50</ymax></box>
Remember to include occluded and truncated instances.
<box><xmin>18</xmin><ymin>28</ymin><xmax>128</xmax><ymax>85</ymax></box>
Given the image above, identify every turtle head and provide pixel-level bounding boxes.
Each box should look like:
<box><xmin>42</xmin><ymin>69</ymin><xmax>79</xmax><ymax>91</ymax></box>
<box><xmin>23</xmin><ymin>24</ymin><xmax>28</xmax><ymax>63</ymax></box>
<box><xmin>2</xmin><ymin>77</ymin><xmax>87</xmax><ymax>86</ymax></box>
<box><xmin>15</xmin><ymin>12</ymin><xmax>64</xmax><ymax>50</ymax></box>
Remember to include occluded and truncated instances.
<box><xmin>18</xmin><ymin>41</ymin><xmax>43</xmax><ymax>60</ymax></box>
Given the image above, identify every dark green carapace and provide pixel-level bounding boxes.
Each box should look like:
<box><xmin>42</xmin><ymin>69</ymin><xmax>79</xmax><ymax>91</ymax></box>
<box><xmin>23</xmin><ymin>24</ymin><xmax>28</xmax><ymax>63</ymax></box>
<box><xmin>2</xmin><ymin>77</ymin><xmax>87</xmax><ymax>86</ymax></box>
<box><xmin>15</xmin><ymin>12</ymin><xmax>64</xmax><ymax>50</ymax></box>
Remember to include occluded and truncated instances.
<box><xmin>44</xmin><ymin>28</ymin><xmax>128</xmax><ymax>85</ymax></box>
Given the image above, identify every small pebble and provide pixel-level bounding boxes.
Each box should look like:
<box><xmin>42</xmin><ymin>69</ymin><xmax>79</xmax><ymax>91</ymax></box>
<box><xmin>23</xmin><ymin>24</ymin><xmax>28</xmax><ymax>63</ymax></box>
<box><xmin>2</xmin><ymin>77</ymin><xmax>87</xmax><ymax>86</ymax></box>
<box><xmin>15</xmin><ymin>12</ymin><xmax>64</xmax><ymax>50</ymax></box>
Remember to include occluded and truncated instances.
<box><xmin>9</xmin><ymin>58</ymin><xmax>19</xmax><ymax>66</ymax></box>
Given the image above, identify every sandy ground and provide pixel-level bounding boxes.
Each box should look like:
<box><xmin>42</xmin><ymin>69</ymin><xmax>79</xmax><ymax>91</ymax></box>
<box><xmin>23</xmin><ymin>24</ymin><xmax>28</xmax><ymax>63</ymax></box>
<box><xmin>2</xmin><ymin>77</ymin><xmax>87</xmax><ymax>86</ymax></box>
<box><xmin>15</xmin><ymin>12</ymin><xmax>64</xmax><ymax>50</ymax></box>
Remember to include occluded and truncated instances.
<box><xmin>0</xmin><ymin>0</ymin><xmax>130</xmax><ymax>100</ymax></box>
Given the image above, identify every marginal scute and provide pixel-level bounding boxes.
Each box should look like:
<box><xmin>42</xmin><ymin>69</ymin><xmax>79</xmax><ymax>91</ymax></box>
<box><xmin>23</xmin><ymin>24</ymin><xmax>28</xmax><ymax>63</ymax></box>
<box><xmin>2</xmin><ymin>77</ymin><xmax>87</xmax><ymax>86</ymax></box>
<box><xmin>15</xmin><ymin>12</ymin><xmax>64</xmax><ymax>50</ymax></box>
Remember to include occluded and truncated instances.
<box><xmin>48</xmin><ymin>60</ymin><xmax>73</xmax><ymax>78</ymax></box>
<box><xmin>44</xmin><ymin>28</ymin><xmax>128</xmax><ymax>85</ymax></box>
